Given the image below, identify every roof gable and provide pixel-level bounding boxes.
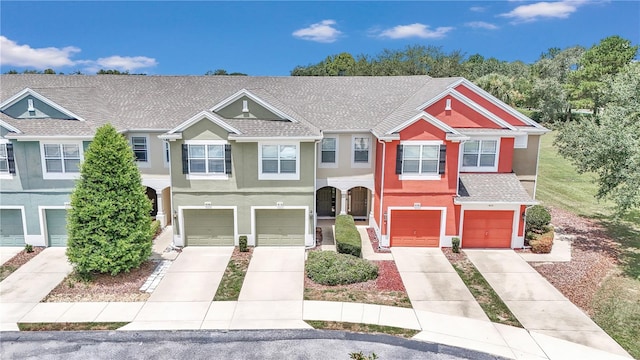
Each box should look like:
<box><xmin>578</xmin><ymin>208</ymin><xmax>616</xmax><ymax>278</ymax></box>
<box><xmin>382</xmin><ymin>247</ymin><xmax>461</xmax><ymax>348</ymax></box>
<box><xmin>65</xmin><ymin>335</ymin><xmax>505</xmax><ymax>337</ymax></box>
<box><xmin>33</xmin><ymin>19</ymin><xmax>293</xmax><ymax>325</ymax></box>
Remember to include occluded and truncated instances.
<box><xmin>0</xmin><ymin>88</ymin><xmax>84</xmax><ymax>121</ymax></box>
<box><xmin>211</xmin><ymin>89</ymin><xmax>296</xmax><ymax>122</ymax></box>
<box><xmin>166</xmin><ymin>111</ymin><xmax>241</xmax><ymax>136</ymax></box>
<box><xmin>388</xmin><ymin>113</ymin><xmax>468</xmax><ymax>141</ymax></box>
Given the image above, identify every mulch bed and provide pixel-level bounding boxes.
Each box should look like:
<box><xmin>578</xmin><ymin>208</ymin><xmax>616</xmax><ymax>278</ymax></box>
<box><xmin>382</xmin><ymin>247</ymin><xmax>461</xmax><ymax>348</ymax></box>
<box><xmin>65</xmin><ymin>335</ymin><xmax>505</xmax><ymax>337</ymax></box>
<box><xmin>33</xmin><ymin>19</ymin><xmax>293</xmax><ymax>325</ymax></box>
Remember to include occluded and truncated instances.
<box><xmin>304</xmin><ymin>259</ymin><xmax>411</xmax><ymax>307</ymax></box>
<box><xmin>0</xmin><ymin>247</ymin><xmax>45</xmax><ymax>281</ymax></box>
<box><xmin>366</xmin><ymin>228</ymin><xmax>391</xmax><ymax>253</ymax></box>
<box><xmin>528</xmin><ymin>206</ymin><xmax>619</xmax><ymax>315</ymax></box>
<box><xmin>43</xmin><ymin>260</ymin><xmax>157</xmax><ymax>302</ymax></box>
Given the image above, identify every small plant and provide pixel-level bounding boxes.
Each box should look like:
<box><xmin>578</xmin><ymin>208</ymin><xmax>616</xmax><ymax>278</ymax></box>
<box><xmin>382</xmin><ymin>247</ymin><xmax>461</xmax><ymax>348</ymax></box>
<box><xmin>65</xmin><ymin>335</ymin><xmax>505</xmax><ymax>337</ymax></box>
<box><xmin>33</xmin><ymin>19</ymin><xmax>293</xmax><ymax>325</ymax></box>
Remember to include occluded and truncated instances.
<box><xmin>451</xmin><ymin>237</ymin><xmax>460</xmax><ymax>253</ymax></box>
<box><xmin>525</xmin><ymin>205</ymin><xmax>551</xmax><ymax>234</ymax></box>
<box><xmin>349</xmin><ymin>351</ymin><xmax>378</xmax><ymax>360</ymax></box>
<box><xmin>239</xmin><ymin>236</ymin><xmax>248</xmax><ymax>252</ymax></box>
<box><xmin>306</xmin><ymin>251</ymin><xmax>378</xmax><ymax>285</ymax></box>
<box><xmin>24</xmin><ymin>244</ymin><xmax>34</xmax><ymax>253</ymax></box>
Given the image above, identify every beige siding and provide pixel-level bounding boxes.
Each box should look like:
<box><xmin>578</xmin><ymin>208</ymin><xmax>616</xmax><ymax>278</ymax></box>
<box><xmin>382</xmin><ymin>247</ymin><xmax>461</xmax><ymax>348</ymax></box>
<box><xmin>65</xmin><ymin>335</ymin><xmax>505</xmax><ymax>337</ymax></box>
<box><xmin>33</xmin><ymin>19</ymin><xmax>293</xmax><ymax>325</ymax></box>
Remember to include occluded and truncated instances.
<box><xmin>316</xmin><ymin>133</ymin><xmax>375</xmax><ymax>179</ymax></box>
<box><xmin>512</xmin><ymin>135</ymin><xmax>540</xmax><ymax>177</ymax></box>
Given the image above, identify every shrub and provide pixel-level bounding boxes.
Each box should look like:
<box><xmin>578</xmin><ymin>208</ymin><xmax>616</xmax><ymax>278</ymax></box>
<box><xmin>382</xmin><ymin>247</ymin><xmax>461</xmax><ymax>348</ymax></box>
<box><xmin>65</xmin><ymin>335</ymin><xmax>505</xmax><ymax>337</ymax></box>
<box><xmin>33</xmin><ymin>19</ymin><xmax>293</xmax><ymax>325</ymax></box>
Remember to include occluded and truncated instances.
<box><xmin>350</xmin><ymin>352</ymin><xmax>378</xmax><ymax>360</ymax></box>
<box><xmin>526</xmin><ymin>205</ymin><xmax>551</xmax><ymax>234</ymax></box>
<box><xmin>452</xmin><ymin>237</ymin><xmax>460</xmax><ymax>253</ymax></box>
<box><xmin>239</xmin><ymin>236</ymin><xmax>248</xmax><ymax>252</ymax></box>
<box><xmin>530</xmin><ymin>231</ymin><xmax>554</xmax><ymax>253</ymax></box>
<box><xmin>306</xmin><ymin>251</ymin><xmax>378</xmax><ymax>286</ymax></box>
<box><xmin>335</xmin><ymin>215</ymin><xmax>362</xmax><ymax>257</ymax></box>
<box><xmin>150</xmin><ymin>220</ymin><xmax>161</xmax><ymax>238</ymax></box>
<box><xmin>24</xmin><ymin>244</ymin><xmax>34</xmax><ymax>253</ymax></box>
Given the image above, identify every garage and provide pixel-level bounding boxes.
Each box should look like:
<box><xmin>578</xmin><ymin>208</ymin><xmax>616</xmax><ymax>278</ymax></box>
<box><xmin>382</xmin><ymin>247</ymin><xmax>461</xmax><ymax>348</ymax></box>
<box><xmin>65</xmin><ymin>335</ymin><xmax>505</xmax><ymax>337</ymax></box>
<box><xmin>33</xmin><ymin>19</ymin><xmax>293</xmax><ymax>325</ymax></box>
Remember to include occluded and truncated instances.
<box><xmin>462</xmin><ymin>210</ymin><xmax>514</xmax><ymax>248</ymax></box>
<box><xmin>390</xmin><ymin>210</ymin><xmax>441</xmax><ymax>247</ymax></box>
<box><xmin>0</xmin><ymin>209</ymin><xmax>25</xmax><ymax>246</ymax></box>
<box><xmin>45</xmin><ymin>209</ymin><xmax>68</xmax><ymax>247</ymax></box>
<box><xmin>184</xmin><ymin>209</ymin><xmax>234</xmax><ymax>246</ymax></box>
<box><xmin>255</xmin><ymin>209</ymin><xmax>305</xmax><ymax>246</ymax></box>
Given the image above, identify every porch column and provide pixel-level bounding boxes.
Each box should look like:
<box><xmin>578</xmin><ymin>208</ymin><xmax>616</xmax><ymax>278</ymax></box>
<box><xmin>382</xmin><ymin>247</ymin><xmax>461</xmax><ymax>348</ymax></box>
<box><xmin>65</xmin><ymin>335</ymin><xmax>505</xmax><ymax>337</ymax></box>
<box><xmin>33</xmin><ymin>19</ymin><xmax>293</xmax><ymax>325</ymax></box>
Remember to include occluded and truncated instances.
<box><xmin>155</xmin><ymin>190</ymin><xmax>166</xmax><ymax>228</ymax></box>
<box><xmin>369</xmin><ymin>191</ymin><xmax>375</xmax><ymax>219</ymax></box>
<box><xmin>340</xmin><ymin>191</ymin><xmax>347</xmax><ymax>215</ymax></box>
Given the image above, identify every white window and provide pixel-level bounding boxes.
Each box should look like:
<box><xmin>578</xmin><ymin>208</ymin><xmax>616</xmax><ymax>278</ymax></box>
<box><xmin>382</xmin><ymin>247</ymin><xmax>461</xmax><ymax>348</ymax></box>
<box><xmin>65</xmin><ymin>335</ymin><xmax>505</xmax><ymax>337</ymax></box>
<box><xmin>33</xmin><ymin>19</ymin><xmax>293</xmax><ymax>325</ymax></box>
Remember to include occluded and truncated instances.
<box><xmin>0</xmin><ymin>144</ymin><xmax>9</xmax><ymax>173</ymax></box>
<box><xmin>131</xmin><ymin>136</ymin><xmax>148</xmax><ymax>162</ymax></box>
<box><xmin>258</xmin><ymin>143</ymin><xmax>299</xmax><ymax>180</ymax></box>
<box><xmin>398</xmin><ymin>141</ymin><xmax>443</xmax><ymax>180</ymax></box>
<box><xmin>41</xmin><ymin>142</ymin><xmax>82</xmax><ymax>179</ymax></box>
<box><xmin>163</xmin><ymin>141</ymin><xmax>170</xmax><ymax>167</ymax></box>
<box><xmin>188</xmin><ymin>144</ymin><xmax>225</xmax><ymax>174</ymax></box>
<box><xmin>461</xmin><ymin>139</ymin><xmax>499</xmax><ymax>172</ymax></box>
<box><xmin>352</xmin><ymin>135</ymin><xmax>371</xmax><ymax>168</ymax></box>
<box><xmin>319</xmin><ymin>137</ymin><xmax>337</xmax><ymax>167</ymax></box>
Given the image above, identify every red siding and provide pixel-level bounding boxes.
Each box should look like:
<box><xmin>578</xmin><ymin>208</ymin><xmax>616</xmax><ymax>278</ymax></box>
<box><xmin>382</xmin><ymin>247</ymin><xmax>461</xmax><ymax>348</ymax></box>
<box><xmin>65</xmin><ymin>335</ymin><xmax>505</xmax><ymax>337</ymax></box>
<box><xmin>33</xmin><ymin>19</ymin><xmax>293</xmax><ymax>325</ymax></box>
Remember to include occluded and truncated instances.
<box><xmin>426</xmin><ymin>97</ymin><xmax>502</xmax><ymax>129</ymax></box>
<box><xmin>400</xmin><ymin>119</ymin><xmax>446</xmax><ymax>141</ymax></box>
<box><xmin>454</xmin><ymin>84</ymin><xmax>529</xmax><ymax>127</ymax></box>
<box><xmin>498</xmin><ymin>137</ymin><xmax>514</xmax><ymax>173</ymax></box>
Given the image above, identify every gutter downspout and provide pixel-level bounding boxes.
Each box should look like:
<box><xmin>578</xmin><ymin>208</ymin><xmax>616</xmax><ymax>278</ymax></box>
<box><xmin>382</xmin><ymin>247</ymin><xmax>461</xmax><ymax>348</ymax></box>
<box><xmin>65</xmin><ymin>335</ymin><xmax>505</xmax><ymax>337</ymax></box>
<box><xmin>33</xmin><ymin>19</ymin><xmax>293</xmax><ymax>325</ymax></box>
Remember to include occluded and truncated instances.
<box><xmin>307</xmin><ymin>138</ymin><xmax>321</xmax><ymax>250</ymax></box>
<box><xmin>377</xmin><ymin>139</ymin><xmax>387</xmax><ymax>248</ymax></box>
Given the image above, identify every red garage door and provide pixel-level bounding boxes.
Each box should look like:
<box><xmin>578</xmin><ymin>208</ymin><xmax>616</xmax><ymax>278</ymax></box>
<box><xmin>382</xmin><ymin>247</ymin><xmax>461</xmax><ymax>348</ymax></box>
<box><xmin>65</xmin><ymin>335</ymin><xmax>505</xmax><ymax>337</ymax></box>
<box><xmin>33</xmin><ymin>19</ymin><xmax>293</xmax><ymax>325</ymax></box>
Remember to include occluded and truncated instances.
<box><xmin>462</xmin><ymin>210</ymin><xmax>514</xmax><ymax>248</ymax></box>
<box><xmin>391</xmin><ymin>210</ymin><xmax>441</xmax><ymax>247</ymax></box>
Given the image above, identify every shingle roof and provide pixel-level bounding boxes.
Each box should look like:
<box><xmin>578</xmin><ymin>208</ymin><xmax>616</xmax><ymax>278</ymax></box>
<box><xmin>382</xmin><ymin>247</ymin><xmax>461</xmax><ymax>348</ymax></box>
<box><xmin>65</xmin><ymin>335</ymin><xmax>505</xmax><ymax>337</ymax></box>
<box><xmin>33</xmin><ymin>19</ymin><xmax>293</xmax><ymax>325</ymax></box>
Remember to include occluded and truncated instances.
<box><xmin>457</xmin><ymin>173</ymin><xmax>536</xmax><ymax>204</ymax></box>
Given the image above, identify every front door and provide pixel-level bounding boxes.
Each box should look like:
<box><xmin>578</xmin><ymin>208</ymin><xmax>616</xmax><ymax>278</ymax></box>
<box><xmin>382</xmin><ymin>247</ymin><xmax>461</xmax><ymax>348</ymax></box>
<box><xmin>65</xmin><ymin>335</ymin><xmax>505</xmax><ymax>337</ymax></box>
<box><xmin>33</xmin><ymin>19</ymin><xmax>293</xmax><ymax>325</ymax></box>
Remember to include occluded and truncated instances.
<box><xmin>349</xmin><ymin>187</ymin><xmax>368</xmax><ymax>219</ymax></box>
<box><xmin>317</xmin><ymin>187</ymin><xmax>336</xmax><ymax>217</ymax></box>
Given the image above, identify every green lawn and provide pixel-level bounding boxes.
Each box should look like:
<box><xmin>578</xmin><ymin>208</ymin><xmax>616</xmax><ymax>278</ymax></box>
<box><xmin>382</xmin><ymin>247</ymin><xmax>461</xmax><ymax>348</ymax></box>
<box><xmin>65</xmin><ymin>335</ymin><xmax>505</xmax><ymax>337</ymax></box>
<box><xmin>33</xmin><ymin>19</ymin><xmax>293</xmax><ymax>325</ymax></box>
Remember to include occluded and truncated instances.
<box><xmin>536</xmin><ymin>132</ymin><xmax>640</xmax><ymax>358</ymax></box>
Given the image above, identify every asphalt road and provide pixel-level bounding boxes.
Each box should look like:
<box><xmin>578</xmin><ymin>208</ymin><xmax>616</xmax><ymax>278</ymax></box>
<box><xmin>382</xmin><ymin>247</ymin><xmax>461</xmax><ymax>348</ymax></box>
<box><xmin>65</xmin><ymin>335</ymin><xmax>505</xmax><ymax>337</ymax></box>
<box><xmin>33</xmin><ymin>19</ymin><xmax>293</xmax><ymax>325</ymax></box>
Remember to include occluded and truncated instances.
<box><xmin>0</xmin><ymin>329</ymin><xmax>506</xmax><ymax>360</ymax></box>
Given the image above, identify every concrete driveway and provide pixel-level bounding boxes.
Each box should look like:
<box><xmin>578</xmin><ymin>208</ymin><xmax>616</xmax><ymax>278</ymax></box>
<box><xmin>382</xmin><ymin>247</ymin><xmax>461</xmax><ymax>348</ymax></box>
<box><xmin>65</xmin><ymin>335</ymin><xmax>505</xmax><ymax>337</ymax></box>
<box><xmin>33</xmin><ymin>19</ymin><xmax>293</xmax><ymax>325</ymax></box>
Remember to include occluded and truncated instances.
<box><xmin>230</xmin><ymin>246</ymin><xmax>307</xmax><ymax>329</ymax></box>
<box><xmin>391</xmin><ymin>248</ymin><xmax>488</xmax><ymax>321</ymax></box>
<box><xmin>0</xmin><ymin>248</ymin><xmax>72</xmax><ymax>330</ymax></box>
<box><xmin>465</xmin><ymin>249</ymin><xmax>631</xmax><ymax>358</ymax></box>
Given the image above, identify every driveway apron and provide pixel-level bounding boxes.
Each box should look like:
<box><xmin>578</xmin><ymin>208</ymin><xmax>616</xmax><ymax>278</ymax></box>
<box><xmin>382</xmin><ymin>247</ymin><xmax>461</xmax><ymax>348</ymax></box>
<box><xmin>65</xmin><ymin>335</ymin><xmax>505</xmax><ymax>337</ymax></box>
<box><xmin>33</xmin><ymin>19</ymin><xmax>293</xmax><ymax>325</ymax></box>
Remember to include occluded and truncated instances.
<box><xmin>391</xmin><ymin>248</ymin><xmax>488</xmax><ymax>321</ymax></box>
<box><xmin>0</xmin><ymin>248</ymin><xmax>72</xmax><ymax>328</ymax></box>
<box><xmin>465</xmin><ymin>249</ymin><xmax>631</xmax><ymax>358</ymax></box>
<box><xmin>230</xmin><ymin>246</ymin><xmax>307</xmax><ymax>329</ymax></box>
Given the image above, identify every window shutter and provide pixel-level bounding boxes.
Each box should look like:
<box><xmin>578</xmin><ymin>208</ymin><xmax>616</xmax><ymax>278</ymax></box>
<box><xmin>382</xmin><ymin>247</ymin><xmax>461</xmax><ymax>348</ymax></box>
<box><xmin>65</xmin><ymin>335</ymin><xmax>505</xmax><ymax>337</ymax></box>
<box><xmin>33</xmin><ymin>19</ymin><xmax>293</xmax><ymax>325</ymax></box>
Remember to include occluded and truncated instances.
<box><xmin>6</xmin><ymin>143</ymin><xmax>15</xmax><ymax>174</ymax></box>
<box><xmin>395</xmin><ymin>145</ymin><xmax>403</xmax><ymax>174</ymax></box>
<box><xmin>438</xmin><ymin>144</ymin><xmax>447</xmax><ymax>175</ymax></box>
<box><xmin>182</xmin><ymin>144</ymin><xmax>189</xmax><ymax>174</ymax></box>
<box><xmin>224</xmin><ymin>144</ymin><xmax>232</xmax><ymax>175</ymax></box>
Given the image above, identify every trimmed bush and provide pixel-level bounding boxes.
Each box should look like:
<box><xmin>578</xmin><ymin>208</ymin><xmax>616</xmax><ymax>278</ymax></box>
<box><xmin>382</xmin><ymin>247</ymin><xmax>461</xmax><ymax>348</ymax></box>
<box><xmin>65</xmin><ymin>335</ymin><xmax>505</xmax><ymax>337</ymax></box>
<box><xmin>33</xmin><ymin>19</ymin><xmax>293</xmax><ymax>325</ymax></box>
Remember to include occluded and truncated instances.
<box><xmin>526</xmin><ymin>205</ymin><xmax>551</xmax><ymax>234</ymax></box>
<box><xmin>530</xmin><ymin>231</ymin><xmax>554</xmax><ymax>254</ymax></box>
<box><xmin>306</xmin><ymin>251</ymin><xmax>378</xmax><ymax>285</ymax></box>
<box><xmin>452</xmin><ymin>237</ymin><xmax>460</xmax><ymax>253</ymax></box>
<box><xmin>335</xmin><ymin>215</ymin><xmax>362</xmax><ymax>258</ymax></box>
<box><xmin>239</xmin><ymin>236</ymin><xmax>248</xmax><ymax>252</ymax></box>
<box><xmin>150</xmin><ymin>220</ymin><xmax>161</xmax><ymax>238</ymax></box>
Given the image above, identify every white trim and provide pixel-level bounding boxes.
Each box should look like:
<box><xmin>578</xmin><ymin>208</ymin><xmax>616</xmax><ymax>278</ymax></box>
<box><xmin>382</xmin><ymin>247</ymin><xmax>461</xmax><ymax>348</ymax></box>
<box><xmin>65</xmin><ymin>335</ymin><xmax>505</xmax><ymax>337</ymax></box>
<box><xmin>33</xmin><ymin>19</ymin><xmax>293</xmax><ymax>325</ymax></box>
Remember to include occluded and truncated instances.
<box><xmin>459</xmin><ymin>204</ymin><xmax>521</xmax><ymax>248</ymax></box>
<box><xmin>6</xmin><ymin>135</ymin><xmax>92</xmax><ymax>141</ymax></box>
<box><xmin>211</xmin><ymin>88</ymin><xmax>298</xmax><ymax>123</ymax></box>
<box><xmin>351</xmin><ymin>134</ymin><xmax>372</xmax><ymax>168</ymax></box>
<box><xmin>230</xmin><ymin>135</ymin><xmax>321</xmax><ymax>142</ymax></box>
<box><xmin>177</xmin><ymin>206</ymin><xmax>238</xmax><ymax>247</ymax></box>
<box><xmin>0</xmin><ymin>143</ymin><xmax>13</xmax><ymax>179</ymax></box>
<box><xmin>0</xmin><ymin>88</ymin><xmax>85</xmax><ymax>121</ymax></box>
<box><xmin>158</xmin><ymin>133</ymin><xmax>182</xmax><ymax>140</ymax></box>
<box><xmin>0</xmin><ymin>120</ymin><xmax>22</xmax><ymax>134</ymax></box>
<box><xmin>0</xmin><ymin>205</ymin><xmax>29</xmax><ymax>245</ymax></box>
<box><xmin>398</xmin><ymin>140</ymin><xmax>443</xmax><ymax>181</ymax></box>
<box><xmin>38</xmin><ymin>205</ymin><xmax>67</xmax><ymax>247</ymax></box>
<box><xmin>39</xmin><ymin>141</ymin><xmax>84</xmax><ymax>180</ymax></box>
<box><xmin>318</xmin><ymin>136</ymin><xmax>338</xmax><ymax>168</ymax></box>
<box><xmin>167</xmin><ymin>111</ymin><xmax>241</xmax><ymax>135</ymax></box>
<box><xmin>183</xmin><ymin>140</ymin><xmax>230</xmax><ymax>180</ymax></box>
<box><xmin>258</xmin><ymin>141</ymin><xmax>300</xmax><ymax>180</ymax></box>
<box><xmin>130</xmin><ymin>134</ymin><xmax>151</xmax><ymax>168</ymax></box>
<box><xmin>459</xmin><ymin>137</ymin><xmax>500</xmax><ymax>173</ymax></box>
<box><xmin>251</xmin><ymin>205</ymin><xmax>311</xmax><ymax>247</ymax></box>
<box><xmin>514</xmin><ymin>134</ymin><xmax>528</xmax><ymax>149</ymax></box>
<box><xmin>386</xmin><ymin>206</ymin><xmax>447</xmax><ymax>248</ymax></box>
<box><xmin>389</xmin><ymin>112</ymin><xmax>459</xmax><ymax>136</ymax></box>
<box><xmin>163</xmin><ymin>141</ymin><xmax>170</xmax><ymax>168</ymax></box>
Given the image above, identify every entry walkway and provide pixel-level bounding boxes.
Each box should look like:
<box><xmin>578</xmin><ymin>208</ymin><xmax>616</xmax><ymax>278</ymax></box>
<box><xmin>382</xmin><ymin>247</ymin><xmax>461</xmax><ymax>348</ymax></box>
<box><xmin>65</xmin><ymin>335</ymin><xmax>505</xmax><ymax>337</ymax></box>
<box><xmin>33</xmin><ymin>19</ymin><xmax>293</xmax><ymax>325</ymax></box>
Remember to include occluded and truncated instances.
<box><xmin>0</xmin><ymin>248</ymin><xmax>72</xmax><ymax>331</ymax></box>
<box><xmin>465</xmin><ymin>249</ymin><xmax>631</xmax><ymax>358</ymax></box>
<box><xmin>391</xmin><ymin>247</ymin><xmax>488</xmax><ymax>321</ymax></box>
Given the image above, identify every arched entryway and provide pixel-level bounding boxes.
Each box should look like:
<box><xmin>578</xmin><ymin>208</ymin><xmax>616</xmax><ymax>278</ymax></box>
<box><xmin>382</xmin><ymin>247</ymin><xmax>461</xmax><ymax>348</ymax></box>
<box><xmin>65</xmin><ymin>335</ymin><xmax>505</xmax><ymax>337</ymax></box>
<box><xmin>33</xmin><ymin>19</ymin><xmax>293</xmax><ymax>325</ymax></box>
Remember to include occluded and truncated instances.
<box><xmin>316</xmin><ymin>186</ymin><xmax>337</xmax><ymax>218</ymax></box>
<box><xmin>146</xmin><ymin>187</ymin><xmax>158</xmax><ymax>217</ymax></box>
<box><xmin>348</xmin><ymin>186</ymin><xmax>370</xmax><ymax>221</ymax></box>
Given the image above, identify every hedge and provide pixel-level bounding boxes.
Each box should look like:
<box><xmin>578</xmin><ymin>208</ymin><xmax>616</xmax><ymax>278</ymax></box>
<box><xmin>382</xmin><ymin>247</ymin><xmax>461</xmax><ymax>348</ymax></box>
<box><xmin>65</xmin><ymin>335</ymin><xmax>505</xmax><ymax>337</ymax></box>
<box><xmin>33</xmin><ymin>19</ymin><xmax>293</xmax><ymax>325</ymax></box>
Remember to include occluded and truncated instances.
<box><xmin>306</xmin><ymin>251</ymin><xmax>378</xmax><ymax>285</ymax></box>
<box><xmin>335</xmin><ymin>215</ymin><xmax>362</xmax><ymax>258</ymax></box>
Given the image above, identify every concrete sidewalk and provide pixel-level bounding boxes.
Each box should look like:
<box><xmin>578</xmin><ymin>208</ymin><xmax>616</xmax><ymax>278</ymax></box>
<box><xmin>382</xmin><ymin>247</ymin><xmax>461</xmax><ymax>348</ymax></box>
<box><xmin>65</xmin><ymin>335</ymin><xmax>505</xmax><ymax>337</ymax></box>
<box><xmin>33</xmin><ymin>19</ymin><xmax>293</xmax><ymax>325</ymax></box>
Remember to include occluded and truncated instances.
<box><xmin>391</xmin><ymin>247</ymin><xmax>487</xmax><ymax>321</ymax></box>
<box><xmin>0</xmin><ymin>247</ymin><xmax>23</xmax><ymax>265</ymax></box>
<box><xmin>0</xmin><ymin>248</ymin><xmax>72</xmax><ymax>331</ymax></box>
<box><xmin>465</xmin><ymin>249</ymin><xmax>631</xmax><ymax>358</ymax></box>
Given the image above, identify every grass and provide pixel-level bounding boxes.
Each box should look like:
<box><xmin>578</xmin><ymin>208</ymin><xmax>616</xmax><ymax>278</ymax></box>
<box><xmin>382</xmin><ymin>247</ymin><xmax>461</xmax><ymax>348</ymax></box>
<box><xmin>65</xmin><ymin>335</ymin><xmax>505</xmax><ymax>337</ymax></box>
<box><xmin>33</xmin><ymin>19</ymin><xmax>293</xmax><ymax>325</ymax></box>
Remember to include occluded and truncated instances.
<box><xmin>213</xmin><ymin>248</ymin><xmax>252</xmax><ymax>301</ymax></box>
<box><xmin>536</xmin><ymin>131</ymin><xmax>640</xmax><ymax>358</ymax></box>
<box><xmin>18</xmin><ymin>322</ymin><xmax>128</xmax><ymax>331</ymax></box>
<box><xmin>445</xmin><ymin>252</ymin><xmax>522</xmax><ymax>328</ymax></box>
<box><xmin>305</xmin><ymin>320</ymin><xmax>419</xmax><ymax>339</ymax></box>
<box><xmin>304</xmin><ymin>286</ymin><xmax>412</xmax><ymax>308</ymax></box>
<box><xmin>0</xmin><ymin>264</ymin><xmax>18</xmax><ymax>282</ymax></box>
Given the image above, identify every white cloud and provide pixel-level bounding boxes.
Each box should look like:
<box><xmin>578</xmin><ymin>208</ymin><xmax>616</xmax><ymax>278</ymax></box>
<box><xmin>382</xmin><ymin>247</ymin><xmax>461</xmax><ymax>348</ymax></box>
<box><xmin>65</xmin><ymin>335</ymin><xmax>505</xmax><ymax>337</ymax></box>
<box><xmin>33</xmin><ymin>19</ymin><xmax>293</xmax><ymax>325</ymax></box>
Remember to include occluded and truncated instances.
<box><xmin>465</xmin><ymin>21</ymin><xmax>500</xmax><ymax>30</ymax></box>
<box><xmin>469</xmin><ymin>6</ymin><xmax>486</xmax><ymax>12</ymax></box>
<box><xmin>500</xmin><ymin>0</ymin><xmax>587</xmax><ymax>22</ymax></box>
<box><xmin>0</xmin><ymin>36</ymin><xmax>157</xmax><ymax>72</ymax></box>
<box><xmin>0</xmin><ymin>36</ymin><xmax>80</xmax><ymax>68</ymax></box>
<box><xmin>292</xmin><ymin>20</ymin><xmax>342</xmax><ymax>43</ymax></box>
<box><xmin>378</xmin><ymin>23</ymin><xmax>454</xmax><ymax>39</ymax></box>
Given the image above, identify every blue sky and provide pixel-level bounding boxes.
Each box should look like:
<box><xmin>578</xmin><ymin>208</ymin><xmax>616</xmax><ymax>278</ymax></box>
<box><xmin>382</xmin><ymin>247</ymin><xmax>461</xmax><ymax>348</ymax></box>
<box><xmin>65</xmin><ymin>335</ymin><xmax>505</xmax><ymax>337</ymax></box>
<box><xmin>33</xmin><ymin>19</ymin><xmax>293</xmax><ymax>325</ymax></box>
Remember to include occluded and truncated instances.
<box><xmin>1</xmin><ymin>1</ymin><xmax>638</xmax><ymax>75</ymax></box>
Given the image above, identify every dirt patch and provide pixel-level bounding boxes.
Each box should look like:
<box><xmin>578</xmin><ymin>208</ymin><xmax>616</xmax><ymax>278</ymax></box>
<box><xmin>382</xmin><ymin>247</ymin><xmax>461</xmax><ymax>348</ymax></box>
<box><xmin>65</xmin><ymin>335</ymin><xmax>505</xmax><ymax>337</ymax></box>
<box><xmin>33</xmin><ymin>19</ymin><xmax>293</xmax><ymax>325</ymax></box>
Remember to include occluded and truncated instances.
<box><xmin>43</xmin><ymin>260</ymin><xmax>157</xmax><ymax>302</ymax></box>
<box><xmin>529</xmin><ymin>206</ymin><xmax>618</xmax><ymax>315</ymax></box>
<box><xmin>305</xmin><ymin>259</ymin><xmax>411</xmax><ymax>307</ymax></box>
<box><xmin>306</xmin><ymin>320</ymin><xmax>419</xmax><ymax>338</ymax></box>
<box><xmin>366</xmin><ymin>228</ymin><xmax>391</xmax><ymax>253</ymax></box>
<box><xmin>0</xmin><ymin>247</ymin><xmax>45</xmax><ymax>281</ymax></box>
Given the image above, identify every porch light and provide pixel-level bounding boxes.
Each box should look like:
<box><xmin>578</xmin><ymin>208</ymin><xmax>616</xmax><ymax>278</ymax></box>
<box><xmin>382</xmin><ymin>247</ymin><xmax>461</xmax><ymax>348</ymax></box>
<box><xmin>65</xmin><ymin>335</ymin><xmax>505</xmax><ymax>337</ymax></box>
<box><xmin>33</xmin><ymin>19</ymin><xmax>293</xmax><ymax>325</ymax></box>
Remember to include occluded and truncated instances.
<box><xmin>414</xmin><ymin>203</ymin><xmax>421</xmax><ymax>209</ymax></box>
<box><xmin>276</xmin><ymin>201</ymin><xmax>284</xmax><ymax>208</ymax></box>
<box><xmin>204</xmin><ymin>201</ymin><xmax>212</xmax><ymax>208</ymax></box>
